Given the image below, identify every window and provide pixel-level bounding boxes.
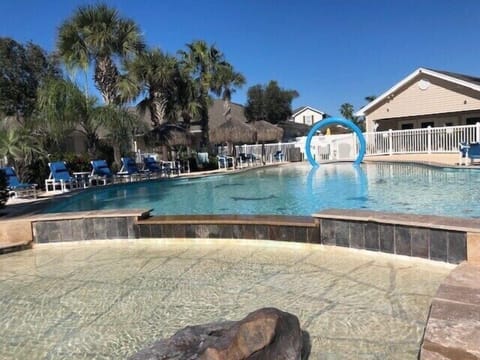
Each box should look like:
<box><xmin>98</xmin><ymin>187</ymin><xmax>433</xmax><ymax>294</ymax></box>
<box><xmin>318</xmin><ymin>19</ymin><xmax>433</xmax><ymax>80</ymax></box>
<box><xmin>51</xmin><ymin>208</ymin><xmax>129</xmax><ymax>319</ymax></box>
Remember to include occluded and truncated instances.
<box><xmin>401</xmin><ymin>123</ymin><xmax>413</xmax><ymax>130</ymax></box>
<box><xmin>466</xmin><ymin>117</ymin><xmax>480</xmax><ymax>125</ymax></box>
<box><xmin>421</xmin><ymin>121</ymin><xmax>434</xmax><ymax>128</ymax></box>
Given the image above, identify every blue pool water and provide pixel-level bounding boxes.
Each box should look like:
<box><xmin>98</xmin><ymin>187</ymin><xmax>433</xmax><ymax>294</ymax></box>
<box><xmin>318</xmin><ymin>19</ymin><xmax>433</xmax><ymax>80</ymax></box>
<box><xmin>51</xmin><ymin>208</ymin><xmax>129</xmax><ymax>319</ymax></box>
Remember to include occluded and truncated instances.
<box><xmin>43</xmin><ymin>162</ymin><xmax>480</xmax><ymax>218</ymax></box>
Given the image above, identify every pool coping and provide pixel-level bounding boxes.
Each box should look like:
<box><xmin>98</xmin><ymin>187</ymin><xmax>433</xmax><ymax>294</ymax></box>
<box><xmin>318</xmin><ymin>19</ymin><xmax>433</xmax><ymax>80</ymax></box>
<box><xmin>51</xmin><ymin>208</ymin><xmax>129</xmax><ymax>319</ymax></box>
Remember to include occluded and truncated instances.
<box><xmin>420</xmin><ymin>262</ymin><xmax>480</xmax><ymax>359</ymax></box>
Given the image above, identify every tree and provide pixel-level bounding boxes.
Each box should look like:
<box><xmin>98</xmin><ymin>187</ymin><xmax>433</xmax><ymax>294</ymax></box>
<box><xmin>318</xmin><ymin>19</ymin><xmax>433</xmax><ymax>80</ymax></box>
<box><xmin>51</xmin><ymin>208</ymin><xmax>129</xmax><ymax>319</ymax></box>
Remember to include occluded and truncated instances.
<box><xmin>36</xmin><ymin>78</ymin><xmax>105</xmax><ymax>157</ymax></box>
<box><xmin>96</xmin><ymin>105</ymin><xmax>140</xmax><ymax>166</ymax></box>
<box><xmin>339</xmin><ymin>102</ymin><xmax>365</xmax><ymax>131</ymax></box>
<box><xmin>57</xmin><ymin>3</ymin><xmax>145</xmax><ymax>105</ymax></box>
<box><xmin>179</xmin><ymin>40</ymin><xmax>226</xmax><ymax>148</ymax></box>
<box><xmin>0</xmin><ymin>37</ymin><xmax>59</xmax><ymax>124</ymax></box>
<box><xmin>244</xmin><ymin>81</ymin><xmax>299</xmax><ymax>124</ymax></box>
<box><xmin>57</xmin><ymin>3</ymin><xmax>145</xmax><ymax>166</ymax></box>
<box><xmin>0</xmin><ymin>126</ymin><xmax>45</xmax><ymax>181</ymax></box>
<box><xmin>365</xmin><ymin>95</ymin><xmax>377</xmax><ymax>103</ymax></box>
<box><xmin>212</xmin><ymin>62</ymin><xmax>245</xmax><ymax>121</ymax></box>
<box><xmin>340</xmin><ymin>103</ymin><xmax>355</xmax><ymax>120</ymax></box>
<box><xmin>244</xmin><ymin>85</ymin><xmax>265</xmax><ymax>122</ymax></box>
<box><xmin>123</xmin><ymin>48</ymin><xmax>180</xmax><ymax>128</ymax></box>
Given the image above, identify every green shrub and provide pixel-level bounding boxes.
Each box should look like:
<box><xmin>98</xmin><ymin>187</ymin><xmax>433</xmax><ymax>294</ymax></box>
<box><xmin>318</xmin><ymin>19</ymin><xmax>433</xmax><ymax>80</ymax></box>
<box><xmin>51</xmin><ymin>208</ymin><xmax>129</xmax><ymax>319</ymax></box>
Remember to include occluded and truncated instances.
<box><xmin>0</xmin><ymin>169</ymin><xmax>9</xmax><ymax>209</ymax></box>
<box><xmin>24</xmin><ymin>158</ymin><xmax>49</xmax><ymax>189</ymax></box>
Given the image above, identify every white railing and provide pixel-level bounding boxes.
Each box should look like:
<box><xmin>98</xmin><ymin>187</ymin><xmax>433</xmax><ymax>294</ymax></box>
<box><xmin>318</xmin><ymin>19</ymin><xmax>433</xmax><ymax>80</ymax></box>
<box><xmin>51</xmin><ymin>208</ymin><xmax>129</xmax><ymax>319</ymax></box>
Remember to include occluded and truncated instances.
<box><xmin>225</xmin><ymin>124</ymin><xmax>480</xmax><ymax>165</ymax></box>
<box><xmin>295</xmin><ymin>133</ymin><xmax>359</xmax><ymax>162</ymax></box>
<box><xmin>234</xmin><ymin>142</ymin><xmax>297</xmax><ymax>162</ymax></box>
<box><xmin>364</xmin><ymin>124</ymin><xmax>479</xmax><ymax>156</ymax></box>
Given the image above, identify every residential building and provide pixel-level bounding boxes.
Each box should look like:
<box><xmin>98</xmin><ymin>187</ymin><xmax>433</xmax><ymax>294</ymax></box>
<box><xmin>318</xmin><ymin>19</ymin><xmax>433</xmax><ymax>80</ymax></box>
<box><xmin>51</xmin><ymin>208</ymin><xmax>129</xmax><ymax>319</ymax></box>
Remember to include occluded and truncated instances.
<box><xmin>356</xmin><ymin>68</ymin><xmax>480</xmax><ymax>133</ymax></box>
<box><xmin>290</xmin><ymin>106</ymin><xmax>325</xmax><ymax>126</ymax></box>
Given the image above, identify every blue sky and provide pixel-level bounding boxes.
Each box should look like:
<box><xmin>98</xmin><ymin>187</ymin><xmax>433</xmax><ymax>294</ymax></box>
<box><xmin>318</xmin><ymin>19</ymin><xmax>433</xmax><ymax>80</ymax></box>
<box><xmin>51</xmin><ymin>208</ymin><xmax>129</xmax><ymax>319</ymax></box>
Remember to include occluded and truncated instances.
<box><xmin>1</xmin><ymin>0</ymin><xmax>480</xmax><ymax>116</ymax></box>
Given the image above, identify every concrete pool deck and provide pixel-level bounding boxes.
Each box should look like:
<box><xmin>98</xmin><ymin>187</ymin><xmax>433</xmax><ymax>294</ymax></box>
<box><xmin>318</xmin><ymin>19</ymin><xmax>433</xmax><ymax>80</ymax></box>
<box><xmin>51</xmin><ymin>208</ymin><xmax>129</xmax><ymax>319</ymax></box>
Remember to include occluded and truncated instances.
<box><xmin>0</xmin><ymin>155</ymin><xmax>479</xmax><ymax>357</ymax></box>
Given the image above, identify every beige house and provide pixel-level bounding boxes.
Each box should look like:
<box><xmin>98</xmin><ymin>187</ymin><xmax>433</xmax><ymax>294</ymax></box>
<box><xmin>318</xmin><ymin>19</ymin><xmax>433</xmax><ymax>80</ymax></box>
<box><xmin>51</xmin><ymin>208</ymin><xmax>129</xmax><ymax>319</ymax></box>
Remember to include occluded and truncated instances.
<box><xmin>355</xmin><ymin>68</ymin><xmax>480</xmax><ymax>133</ymax></box>
<box><xmin>290</xmin><ymin>106</ymin><xmax>325</xmax><ymax>126</ymax></box>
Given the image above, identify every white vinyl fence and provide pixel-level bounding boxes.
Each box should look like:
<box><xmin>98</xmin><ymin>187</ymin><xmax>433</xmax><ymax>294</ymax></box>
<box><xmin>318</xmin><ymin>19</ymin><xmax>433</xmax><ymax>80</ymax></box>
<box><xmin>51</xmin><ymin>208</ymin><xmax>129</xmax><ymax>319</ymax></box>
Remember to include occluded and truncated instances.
<box><xmin>135</xmin><ymin>123</ymin><xmax>480</xmax><ymax>168</ymax></box>
<box><xmin>234</xmin><ymin>142</ymin><xmax>297</xmax><ymax>162</ymax></box>
<box><xmin>295</xmin><ymin>133</ymin><xmax>359</xmax><ymax>162</ymax></box>
<box><xmin>364</xmin><ymin>124</ymin><xmax>479</xmax><ymax>156</ymax></box>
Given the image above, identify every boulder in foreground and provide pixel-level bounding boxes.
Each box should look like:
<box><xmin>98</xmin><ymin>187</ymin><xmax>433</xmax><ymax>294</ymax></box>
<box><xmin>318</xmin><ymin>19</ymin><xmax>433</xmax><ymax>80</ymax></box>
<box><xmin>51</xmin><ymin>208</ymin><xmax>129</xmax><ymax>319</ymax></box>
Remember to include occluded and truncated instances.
<box><xmin>130</xmin><ymin>307</ymin><xmax>311</xmax><ymax>360</ymax></box>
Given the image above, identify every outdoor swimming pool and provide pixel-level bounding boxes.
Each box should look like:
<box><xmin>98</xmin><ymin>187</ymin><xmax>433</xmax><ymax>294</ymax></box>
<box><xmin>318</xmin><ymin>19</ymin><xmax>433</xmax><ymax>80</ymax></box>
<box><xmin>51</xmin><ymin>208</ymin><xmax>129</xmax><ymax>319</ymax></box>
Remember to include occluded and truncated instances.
<box><xmin>44</xmin><ymin>162</ymin><xmax>480</xmax><ymax>218</ymax></box>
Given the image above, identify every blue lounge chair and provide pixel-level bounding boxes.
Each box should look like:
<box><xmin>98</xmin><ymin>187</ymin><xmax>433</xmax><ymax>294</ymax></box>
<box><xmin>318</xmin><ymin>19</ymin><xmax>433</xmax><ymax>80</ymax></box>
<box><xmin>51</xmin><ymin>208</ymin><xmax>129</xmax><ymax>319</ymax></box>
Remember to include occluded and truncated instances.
<box><xmin>273</xmin><ymin>150</ymin><xmax>284</xmax><ymax>162</ymax></box>
<box><xmin>459</xmin><ymin>142</ymin><xmax>480</xmax><ymax>165</ymax></box>
<box><xmin>118</xmin><ymin>157</ymin><xmax>149</xmax><ymax>181</ymax></box>
<box><xmin>217</xmin><ymin>155</ymin><xmax>234</xmax><ymax>170</ymax></box>
<box><xmin>143</xmin><ymin>156</ymin><xmax>163</xmax><ymax>176</ymax></box>
<box><xmin>468</xmin><ymin>143</ymin><xmax>480</xmax><ymax>164</ymax></box>
<box><xmin>0</xmin><ymin>166</ymin><xmax>37</xmax><ymax>198</ymax></box>
<box><xmin>90</xmin><ymin>160</ymin><xmax>115</xmax><ymax>185</ymax></box>
<box><xmin>237</xmin><ymin>153</ymin><xmax>259</xmax><ymax>168</ymax></box>
<box><xmin>45</xmin><ymin>161</ymin><xmax>78</xmax><ymax>193</ymax></box>
<box><xmin>160</xmin><ymin>160</ymin><xmax>181</xmax><ymax>176</ymax></box>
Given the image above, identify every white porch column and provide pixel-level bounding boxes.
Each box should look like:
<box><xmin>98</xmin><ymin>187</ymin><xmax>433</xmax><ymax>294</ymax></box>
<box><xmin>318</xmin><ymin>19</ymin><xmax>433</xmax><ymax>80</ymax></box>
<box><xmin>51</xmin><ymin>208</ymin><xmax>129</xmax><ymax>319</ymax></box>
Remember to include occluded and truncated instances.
<box><xmin>388</xmin><ymin>129</ymin><xmax>393</xmax><ymax>155</ymax></box>
<box><xmin>427</xmin><ymin>126</ymin><xmax>432</xmax><ymax>154</ymax></box>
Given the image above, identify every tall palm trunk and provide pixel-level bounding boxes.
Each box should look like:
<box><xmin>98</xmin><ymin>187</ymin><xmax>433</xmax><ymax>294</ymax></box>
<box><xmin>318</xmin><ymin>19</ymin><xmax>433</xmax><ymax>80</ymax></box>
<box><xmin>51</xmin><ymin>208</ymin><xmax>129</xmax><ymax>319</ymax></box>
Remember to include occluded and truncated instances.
<box><xmin>95</xmin><ymin>56</ymin><xmax>119</xmax><ymax>105</ymax></box>
<box><xmin>199</xmin><ymin>95</ymin><xmax>209</xmax><ymax>150</ymax></box>
<box><xmin>113</xmin><ymin>145</ymin><xmax>122</xmax><ymax>168</ymax></box>
<box><xmin>223</xmin><ymin>97</ymin><xmax>232</xmax><ymax>121</ymax></box>
<box><xmin>150</xmin><ymin>96</ymin><xmax>170</xmax><ymax>160</ymax></box>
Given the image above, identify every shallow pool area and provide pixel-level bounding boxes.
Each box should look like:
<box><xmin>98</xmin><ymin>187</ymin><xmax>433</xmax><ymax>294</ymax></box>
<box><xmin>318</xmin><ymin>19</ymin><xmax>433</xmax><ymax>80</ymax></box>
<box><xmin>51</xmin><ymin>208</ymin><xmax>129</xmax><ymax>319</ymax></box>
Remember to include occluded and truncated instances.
<box><xmin>43</xmin><ymin>162</ymin><xmax>480</xmax><ymax>218</ymax></box>
<box><xmin>0</xmin><ymin>239</ymin><xmax>452</xmax><ymax>359</ymax></box>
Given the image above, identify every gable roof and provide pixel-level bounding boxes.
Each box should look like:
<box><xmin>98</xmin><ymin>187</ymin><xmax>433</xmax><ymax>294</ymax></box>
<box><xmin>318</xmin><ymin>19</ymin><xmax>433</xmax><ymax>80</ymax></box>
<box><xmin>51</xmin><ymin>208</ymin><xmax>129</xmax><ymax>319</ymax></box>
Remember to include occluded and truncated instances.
<box><xmin>292</xmin><ymin>105</ymin><xmax>325</xmax><ymax>117</ymax></box>
<box><xmin>355</xmin><ymin>67</ymin><xmax>480</xmax><ymax>116</ymax></box>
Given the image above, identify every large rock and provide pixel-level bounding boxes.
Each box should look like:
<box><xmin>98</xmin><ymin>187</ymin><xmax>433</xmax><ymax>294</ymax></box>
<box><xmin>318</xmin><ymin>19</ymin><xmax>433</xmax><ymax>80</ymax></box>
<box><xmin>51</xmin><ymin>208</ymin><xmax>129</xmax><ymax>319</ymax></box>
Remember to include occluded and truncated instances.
<box><xmin>130</xmin><ymin>307</ymin><xmax>310</xmax><ymax>360</ymax></box>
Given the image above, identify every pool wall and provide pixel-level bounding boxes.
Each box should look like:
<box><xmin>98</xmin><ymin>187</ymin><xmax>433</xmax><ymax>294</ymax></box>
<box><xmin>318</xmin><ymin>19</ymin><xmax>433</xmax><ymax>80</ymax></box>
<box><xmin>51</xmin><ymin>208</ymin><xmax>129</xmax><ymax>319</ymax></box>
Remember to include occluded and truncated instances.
<box><xmin>16</xmin><ymin>208</ymin><xmax>480</xmax><ymax>264</ymax></box>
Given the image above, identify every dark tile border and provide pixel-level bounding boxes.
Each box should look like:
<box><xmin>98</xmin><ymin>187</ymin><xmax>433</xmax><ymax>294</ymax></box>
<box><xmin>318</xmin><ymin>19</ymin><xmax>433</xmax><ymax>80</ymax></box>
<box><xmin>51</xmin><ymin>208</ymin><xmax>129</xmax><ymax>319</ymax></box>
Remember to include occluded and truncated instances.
<box><xmin>24</xmin><ymin>211</ymin><xmax>474</xmax><ymax>264</ymax></box>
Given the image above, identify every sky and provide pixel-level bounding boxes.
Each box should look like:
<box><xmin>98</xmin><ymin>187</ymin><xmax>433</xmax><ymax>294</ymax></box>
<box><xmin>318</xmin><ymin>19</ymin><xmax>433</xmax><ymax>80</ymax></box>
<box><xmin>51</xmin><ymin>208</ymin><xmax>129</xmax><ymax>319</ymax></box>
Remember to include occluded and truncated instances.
<box><xmin>1</xmin><ymin>0</ymin><xmax>480</xmax><ymax>116</ymax></box>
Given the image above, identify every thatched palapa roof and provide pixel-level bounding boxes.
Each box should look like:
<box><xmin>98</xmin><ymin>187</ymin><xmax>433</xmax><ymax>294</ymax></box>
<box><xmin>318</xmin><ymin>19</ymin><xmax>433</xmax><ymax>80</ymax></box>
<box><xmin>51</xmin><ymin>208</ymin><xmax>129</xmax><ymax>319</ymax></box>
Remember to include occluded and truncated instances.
<box><xmin>209</xmin><ymin>117</ymin><xmax>256</xmax><ymax>144</ymax></box>
<box><xmin>252</xmin><ymin>120</ymin><xmax>284</xmax><ymax>142</ymax></box>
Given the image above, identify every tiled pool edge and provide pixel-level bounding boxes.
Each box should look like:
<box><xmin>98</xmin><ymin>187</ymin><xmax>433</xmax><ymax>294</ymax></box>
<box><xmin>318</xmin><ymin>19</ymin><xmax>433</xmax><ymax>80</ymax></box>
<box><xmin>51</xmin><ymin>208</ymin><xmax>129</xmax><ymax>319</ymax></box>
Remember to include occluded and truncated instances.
<box><xmin>14</xmin><ymin>209</ymin><xmax>479</xmax><ymax>264</ymax></box>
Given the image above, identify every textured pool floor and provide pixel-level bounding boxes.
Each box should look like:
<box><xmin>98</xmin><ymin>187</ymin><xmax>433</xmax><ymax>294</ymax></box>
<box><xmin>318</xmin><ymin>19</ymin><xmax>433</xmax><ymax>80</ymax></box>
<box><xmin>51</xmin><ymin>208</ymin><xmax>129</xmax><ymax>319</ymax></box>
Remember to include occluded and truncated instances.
<box><xmin>0</xmin><ymin>239</ymin><xmax>452</xmax><ymax>359</ymax></box>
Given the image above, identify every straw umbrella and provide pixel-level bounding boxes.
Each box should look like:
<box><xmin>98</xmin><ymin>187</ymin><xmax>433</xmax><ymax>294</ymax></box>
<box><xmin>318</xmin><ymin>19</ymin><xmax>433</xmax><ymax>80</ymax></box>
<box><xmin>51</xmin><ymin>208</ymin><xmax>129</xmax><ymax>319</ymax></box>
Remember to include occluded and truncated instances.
<box><xmin>210</xmin><ymin>117</ymin><xmax>257</xmax><ymax>164</ymax></box>
<box><xmin>252</xmin><ymin>120</ymin><xmax>284</xmax><ymax>164</ymax></box>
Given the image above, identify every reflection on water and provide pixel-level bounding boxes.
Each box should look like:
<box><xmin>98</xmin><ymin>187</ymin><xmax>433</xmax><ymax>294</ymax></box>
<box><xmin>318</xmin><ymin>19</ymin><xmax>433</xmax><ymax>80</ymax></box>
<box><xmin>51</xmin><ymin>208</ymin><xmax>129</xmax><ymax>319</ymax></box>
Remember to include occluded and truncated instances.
<box><xmin>0</xmin><ymin>240</ymin><xmax>452</xmax><ymax>359</ymax></box>
<box><xmin>43</xmin><ymin>163</ymin><xmax>480</xmax><ymax>218</ymax></box>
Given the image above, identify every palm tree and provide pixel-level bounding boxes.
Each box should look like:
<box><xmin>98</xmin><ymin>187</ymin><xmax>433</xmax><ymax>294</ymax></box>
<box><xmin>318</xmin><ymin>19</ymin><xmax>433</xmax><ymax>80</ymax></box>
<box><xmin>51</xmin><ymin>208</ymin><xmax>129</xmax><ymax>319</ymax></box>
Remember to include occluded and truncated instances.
<box><xmin>0</xmin><ymin>126</ymin><xmax>45</xmax><ymax>180</ymax></box>
<box><xmin>340</xmin><ymin>102</ymin><xmax>365</xmax><ymax>131</ymax></box>
<box><xmin>36</xmin><ymin>77</ymin><xmax>105</xmax><ymax>157</ymax></box>
<box><xmin>123</xmin><ymin>48</ymin><xmax>180</xmax><ymax>128</ymax></box>
<box><xmin>57</xmin><ymin>3</ymin><xmax>145</xmax><ymax>105</ymax></box>
<box><xmin>123</xmin><ymin>48</ymin><xmax>196</xmax><ymax>159</ymax></box>
<box><xmin>96</xmin><ymin>105</ymin><xmax>140</xmax><ymax>166</ymax></box>
<box><xmin>365</xmin><ymin>95</ymin><xmax>377</xmax><ymax>103</ymax></box>
<box><xmin>212</xmin><ymin>63</ymin><xmax>245</xmax><ymax>121</ymax></box>
<box><xmin>340</xmin><ymin>103</ymin><xmax>355</xmax><ymax>120</ymax></box>
<box><xmin>179</xmin><ymin>40</ymin><xmax>225</xmax><ymax>148</ymax></box>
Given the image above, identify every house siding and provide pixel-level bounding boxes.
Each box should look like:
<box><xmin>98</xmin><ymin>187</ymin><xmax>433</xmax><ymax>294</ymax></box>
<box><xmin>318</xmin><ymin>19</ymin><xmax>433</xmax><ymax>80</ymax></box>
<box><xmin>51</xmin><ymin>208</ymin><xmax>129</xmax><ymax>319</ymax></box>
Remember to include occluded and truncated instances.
<box><xmin>292</xmin><ymin>108</ymin><xmax>324</xmax><ymax>125</ymax></box>
<box><xmin>367</xmin><ymin>75</ymin><xmax>480</xmax><ymax>124</ymax></box>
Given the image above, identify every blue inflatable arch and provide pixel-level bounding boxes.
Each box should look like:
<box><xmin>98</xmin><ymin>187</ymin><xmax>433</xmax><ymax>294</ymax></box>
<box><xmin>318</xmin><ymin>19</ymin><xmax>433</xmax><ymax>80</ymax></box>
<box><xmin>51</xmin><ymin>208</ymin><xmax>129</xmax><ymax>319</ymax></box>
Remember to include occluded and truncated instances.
<box><xmin>305</xmin><ymin>117</ymin><xmax>366</xmax><ymax>166</ymax></box>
